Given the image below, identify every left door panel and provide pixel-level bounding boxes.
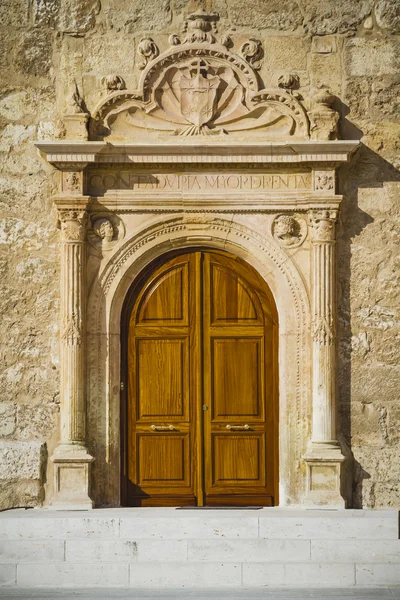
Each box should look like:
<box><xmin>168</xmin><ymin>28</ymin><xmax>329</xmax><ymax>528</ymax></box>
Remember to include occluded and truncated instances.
<box><xmin>127</xmin><ymin>254</ymin><xmax>199</xmax><ymax>506</ymax></box>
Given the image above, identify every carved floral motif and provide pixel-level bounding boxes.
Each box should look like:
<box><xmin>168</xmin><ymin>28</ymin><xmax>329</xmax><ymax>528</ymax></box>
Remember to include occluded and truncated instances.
<box><xmin>137</xmin><ymin>38</ymin><xmax>159</xmax><ymax>70</ymax></box>
<box><xmin>240</xmin><ymin>38</ymin><xmax>263</xmax><ymax>70</ymax></box>
<box><xmin>315</xmin><ymin>173</ymin><xmax>334</xmax><ymax>191</ymax></box>
<box><xmin>102</xmin><ymin>74</ymin><xmax>126</xmax><ymax>93</ymax></box>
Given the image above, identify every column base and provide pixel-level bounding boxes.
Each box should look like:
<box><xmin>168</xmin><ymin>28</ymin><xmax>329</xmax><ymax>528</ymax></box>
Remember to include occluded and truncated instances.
<box><xmin>304</xmin><ymin>442</ymin><xmax>346</xmax><ymax>509</ymax></box>
<box><xmin>50</xmin><ymin>445</ymin><xmax>94</xmax><ymax>510</ymax></box>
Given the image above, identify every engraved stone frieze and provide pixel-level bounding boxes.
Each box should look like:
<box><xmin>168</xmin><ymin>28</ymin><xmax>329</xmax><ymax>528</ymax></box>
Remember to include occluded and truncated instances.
<box><xmin>87</xmin><ymin>170</ymin><xmax>312</xmax><ymax>195</ymax></box>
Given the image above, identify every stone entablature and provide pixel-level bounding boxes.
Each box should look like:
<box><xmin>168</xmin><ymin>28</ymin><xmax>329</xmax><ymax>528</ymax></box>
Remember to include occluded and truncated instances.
<box><xmin>35</xmin><ymin>8</ymin><xmax>360</xmax><ymax>510</ymax></box>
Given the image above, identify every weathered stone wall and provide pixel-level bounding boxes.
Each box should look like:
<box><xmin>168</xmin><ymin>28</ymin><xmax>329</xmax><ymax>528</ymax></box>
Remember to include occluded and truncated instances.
<box><xmin>0</xmin><ymin>0</ymin><xmax>399</xmax><ymax>508</ymax></box>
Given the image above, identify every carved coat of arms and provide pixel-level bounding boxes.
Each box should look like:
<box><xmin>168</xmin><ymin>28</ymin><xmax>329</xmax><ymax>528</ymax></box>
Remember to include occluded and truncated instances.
<box><xmin>179</xmin><ymin>60</ymin><xmax>220</xmax><ymax>132</ymax></box>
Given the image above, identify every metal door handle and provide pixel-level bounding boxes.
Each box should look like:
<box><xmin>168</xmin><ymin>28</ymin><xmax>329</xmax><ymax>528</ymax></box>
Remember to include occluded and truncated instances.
<box><xmin>150</xmin><ymin>425</ymin><xmax>174</xmax><ymax>431</ymax></box>
<box><xmin>226</xmin><ymin>424</ymin><xmax>250</xmax><ymax>430</ymax></box>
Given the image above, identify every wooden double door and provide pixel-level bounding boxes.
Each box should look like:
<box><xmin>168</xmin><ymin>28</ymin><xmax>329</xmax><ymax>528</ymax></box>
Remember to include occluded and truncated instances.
<box><xmin>122</xmin><ymin>250</ymin><xmax>278</xmax><ymax>506</ymax></box>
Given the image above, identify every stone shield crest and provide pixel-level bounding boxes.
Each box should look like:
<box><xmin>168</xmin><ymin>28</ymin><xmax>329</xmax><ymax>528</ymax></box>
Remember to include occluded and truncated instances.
<box><xmin>179</xmin><ymin>60</ymin><xmax>220</xmax><ymax>129</ymax></box>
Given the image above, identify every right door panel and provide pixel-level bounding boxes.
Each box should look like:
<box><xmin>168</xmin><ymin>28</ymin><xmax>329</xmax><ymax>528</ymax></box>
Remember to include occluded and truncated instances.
<box><xmin>203</xmin><ymin>252</ymin><xmax>277</xmax><ymax>506</ymax></box>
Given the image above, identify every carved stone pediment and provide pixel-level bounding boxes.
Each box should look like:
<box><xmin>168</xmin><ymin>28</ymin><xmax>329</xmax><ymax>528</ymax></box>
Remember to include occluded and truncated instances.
<box><xmin>89</xmin><ymin>10</ymin><xmax>313</xmax><ymax>142</ymax></box>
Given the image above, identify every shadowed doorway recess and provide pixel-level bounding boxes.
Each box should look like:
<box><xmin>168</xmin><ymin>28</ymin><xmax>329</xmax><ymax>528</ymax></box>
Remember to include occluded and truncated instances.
<box><xmin>121</xmin><ymin>250</ymin><xmax>278</xmax><ymax>507</ymax></box>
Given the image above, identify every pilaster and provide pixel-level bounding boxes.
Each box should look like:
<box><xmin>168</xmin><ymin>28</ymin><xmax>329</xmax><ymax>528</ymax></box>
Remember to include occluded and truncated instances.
<box><xmin>304</xmin><ymin>208</ymin><xmax>345</xmax><ymax>508</ymax></box>
<box><xmin>50</xmin><ymin>176</ymin><xmax>94</xmax><ymax>509</ymax></box>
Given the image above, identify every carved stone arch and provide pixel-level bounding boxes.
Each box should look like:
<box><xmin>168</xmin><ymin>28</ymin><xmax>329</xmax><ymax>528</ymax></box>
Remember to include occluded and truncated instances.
<box><xmin>86</xmin><ymin>215</ymin><xmax>311</xmax><ymax>507</ymax></box>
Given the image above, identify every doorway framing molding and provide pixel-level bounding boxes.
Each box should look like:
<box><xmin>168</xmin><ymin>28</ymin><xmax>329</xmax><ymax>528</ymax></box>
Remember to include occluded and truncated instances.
<box><xmin>35</xmin><ymin>139</ymin><xmax>359</xmax><ymax>509</ymax></box>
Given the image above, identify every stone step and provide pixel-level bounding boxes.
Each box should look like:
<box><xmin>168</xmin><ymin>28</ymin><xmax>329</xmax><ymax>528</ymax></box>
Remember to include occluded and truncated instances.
<box><xmin>0</xmin><ymin>509</ymin><xmax>398</xmax><ymax>540</ymax></box>
<box><xmin>0</xmin><ymin>509</ymin><xmax>399</xmax><ymax>589</ymax></box>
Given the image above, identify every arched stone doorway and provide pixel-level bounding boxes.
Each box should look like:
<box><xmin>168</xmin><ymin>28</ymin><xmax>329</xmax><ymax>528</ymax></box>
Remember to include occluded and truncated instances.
<box><xmin>84</xmin><ymin>217</ymin><xmax>312</xmax><ymax>508</ymax></box>
<box><xmin>120</xmin><ymin>248</ymin><xmax>279</xmax><ymax>507</ymax></box>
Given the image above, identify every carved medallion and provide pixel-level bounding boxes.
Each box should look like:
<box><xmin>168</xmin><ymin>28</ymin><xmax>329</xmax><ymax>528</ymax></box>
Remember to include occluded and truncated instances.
<box><xmin>88</xmin><ymin>213</ymin><xmax>125</xmax><ymax>252</ymax></box>
<box><xmin>272</xmin><ymin>214</ymin><xmax>307</xmax><ymax>248</ymax></box>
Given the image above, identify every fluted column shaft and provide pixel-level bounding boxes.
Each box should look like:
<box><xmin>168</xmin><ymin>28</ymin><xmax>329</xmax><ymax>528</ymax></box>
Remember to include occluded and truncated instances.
<box><xmin>309</xmin><ymin>209</ymin><xmax>338</xmax><ymax>446</ymax></box>
<box><xmin>59</xmin><ymin>210</ymin><xmax>87</xmax><ymax>450</ymax></box>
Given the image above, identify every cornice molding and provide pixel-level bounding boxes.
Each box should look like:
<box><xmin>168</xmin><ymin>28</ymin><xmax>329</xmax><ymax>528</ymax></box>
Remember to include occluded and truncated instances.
<box><xmin>35</xmin><ymin>140</ymin><xmax>360</xmax><ymax>169</ymax></box>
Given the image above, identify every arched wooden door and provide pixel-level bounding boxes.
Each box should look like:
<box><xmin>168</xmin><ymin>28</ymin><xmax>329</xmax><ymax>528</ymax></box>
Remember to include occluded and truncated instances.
<box><xmin>122</xmin><ymin>250</ymin><xmax>278</xmax><ymax>506</ymax></box>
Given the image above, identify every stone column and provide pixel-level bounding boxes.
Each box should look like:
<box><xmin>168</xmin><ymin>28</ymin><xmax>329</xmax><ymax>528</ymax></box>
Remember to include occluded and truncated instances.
<box><xmin>304</xmin><ymin>208</ymin><xmax>345</xmax><ymax>508</ymax></box>
<box><xmin>51</xmin><ymin>208</ymin><xmax>94</xmax><ymax>509</ymax></box>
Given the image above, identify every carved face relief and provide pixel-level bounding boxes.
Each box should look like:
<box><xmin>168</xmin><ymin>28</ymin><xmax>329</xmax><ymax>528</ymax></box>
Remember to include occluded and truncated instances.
<box><xmin>272</xmin><ymin>214</ymin><xmax>307</xmax><ymax>248</ymax></box>
<box><xmin>89</xmin><ymin>214</ymin><xmax>125</xmax><ymax>252</ymax></box>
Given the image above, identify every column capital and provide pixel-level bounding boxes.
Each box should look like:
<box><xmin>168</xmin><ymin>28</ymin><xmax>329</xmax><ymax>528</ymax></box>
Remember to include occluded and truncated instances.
<box><xmin>308</xmin><ymin>208</ymin><xmax>338</xmax><ymax>242</ymax></box>
<box><xmin>58</xmin><ymin>209</ymin><xmax>88</xmax><ymax>242</ymax></box>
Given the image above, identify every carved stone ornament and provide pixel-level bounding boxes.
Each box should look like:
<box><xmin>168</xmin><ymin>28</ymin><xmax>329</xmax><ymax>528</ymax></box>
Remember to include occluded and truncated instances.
<box><xmin>315</xmin><ymin>173</ymin><xmax>335</xmax><ymax>191</ymax></box>
<box><xmin>102</xmin><ymin>74</ymin><xmax>126</xmax><ymax>94</ymax></box>
<box><xmin>89</xmin><ymin>10</ymin><xmax>310</xmax><ymax>140</ymax></box>
<box><xmin>308</xmin><ymin>86</ymin><xmax>339</xmax><ymax>141</ymax></box>
<box><xmin>88</xmin><ymin>213</ymin><xmax>125</xmax><ymax>252</ymax></box>
<box><xmin>62</xmin><ymin>312</ymin><xmax>83</xmax><ymax>346</ymax></box>
<box><xmin>58</xmin><ymin>210</ymin><xmax>87</xmax><ymax>242</ymax></box>
<box><xmin>62</xmin><ymin>171</ymin><xmax>83</xmax><ymax>194</ymax></box>
<box><xmin>308</xmin><ymin>209</ymin><xmax>337</xmax><ymax>242</ymax></box>
<box><xmin>272</xmin><ymin>214</ymin><xmax>307</xmax><ymax>248</ymax></box>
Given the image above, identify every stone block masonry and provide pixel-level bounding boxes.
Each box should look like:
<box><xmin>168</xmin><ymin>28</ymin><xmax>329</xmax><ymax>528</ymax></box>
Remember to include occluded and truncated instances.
<box><xmin>0</xmin><ymin>509</ymin><xmax>399</xmax><ymax>589</ymax></box>
<box><xmin>0</xmin><ymin>0</ymin><xmax>400</xmax><ymax>512</ymax></box>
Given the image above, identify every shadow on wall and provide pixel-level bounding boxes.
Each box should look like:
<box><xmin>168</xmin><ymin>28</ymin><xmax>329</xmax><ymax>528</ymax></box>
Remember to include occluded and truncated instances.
<box><xmin>336</xmin><ymin>107</ymin><xmax>400</xmax><ymax>507</ymax></box>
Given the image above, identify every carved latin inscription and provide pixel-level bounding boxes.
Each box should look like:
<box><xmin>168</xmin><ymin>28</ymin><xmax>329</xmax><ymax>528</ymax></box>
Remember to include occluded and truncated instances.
<box><xmin>88</xmin><ymin>172</ymin><xmax>312</xmax><ymax>194</ymax></box>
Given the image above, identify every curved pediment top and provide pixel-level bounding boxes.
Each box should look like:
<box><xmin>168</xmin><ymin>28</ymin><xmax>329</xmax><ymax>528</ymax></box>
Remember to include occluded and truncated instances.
<box><xmin>86</xmin><ymin>9</ymin><xmax>341</xmax><ymax>143</ymax></box>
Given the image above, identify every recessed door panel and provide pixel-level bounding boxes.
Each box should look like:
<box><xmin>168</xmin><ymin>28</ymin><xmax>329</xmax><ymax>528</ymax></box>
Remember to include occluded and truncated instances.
<box><xmin>124</xmin><ymin>250</ymin><xmax>278</xmax><ymax>507</ymax></box>
<box><xmin>137</xmin><ymin>434</ymin><xmax>191</xmax><ymax>486</ymax></box>
<box><xmin>211</xmin><ymin>338</ymin><xmax>262</xmax><ymax>419</ymax></box>
<box><xmin>136</xmin><ymin>338</ymin><xmax>188</xmax><ymax>420</ymax></box>
<box><xmin>210</xmin><ymin>265</ymin><xmax>260</xmax><ymax>323</ymax></box>
<box><xmin>212</xmin><ymin>434</ymin><xmax>265</xmax><ymax>485</ymax></box>
<box><xmin>138</xmin><ymin>265</ymin><xmax>188</xmax><ymax>324</ymax></box>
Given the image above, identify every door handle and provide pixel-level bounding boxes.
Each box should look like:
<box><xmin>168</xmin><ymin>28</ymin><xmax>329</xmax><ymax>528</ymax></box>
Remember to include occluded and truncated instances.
<box><xmin>150</xmin><ymin>425</ymin><xmax>175</xmax><ymax>431</ymax></box>
<box><xmin>226</xmin><ymin>424</ymin><xmax>250</xmax><ymax>430</ymax></box>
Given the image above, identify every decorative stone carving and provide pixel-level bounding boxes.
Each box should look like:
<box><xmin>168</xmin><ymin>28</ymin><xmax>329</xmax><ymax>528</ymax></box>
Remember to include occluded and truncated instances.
<box><xmin>305</xmin><ymin>207</ymin><xmax>344</xmax><ymax>507</ymax></box>
<box><xmin>314</xmin><ymin>172</ymin><xmax>335</xmax><ymax>192</ymax></box>
<box><xmin>67</xmin><ymin>82</ymin><xmax>87</xmax><ymax>115</ymax></box>
<box><xmin>51</xmin><ymin>205</ymin><xmax>93</xmax><ymax>509</ymax></box>
<box><xmin>308</xmin><ymin>86</ymin><xmax>339</xmax><ymax>141</ymax></box>
<box><xmin>240</xmin><ymin>38</ymin><xmax>263</xmax><ymax>70</ymax></box>
<box><xmin>58</xmin><ymin>210</ymin><xmax>87</xmax><ymax>242</ymax></box>
<box><xmin>102</xmin><ymin>74</ymin><xmax>126</xmax><ymax>93</ymax></box>
<box><xmin>90</xmin><ymin>10</ymin><xmax>309</xmax><ymax>140</ymax></box>
<box><xmin>272</xmin><ymin>214</ymin><xmax>307</xmax><ymax>248</ymax></box>
<box><xmin>61</xmin><ymin>171</ymin><xmax>84</xmax><ymax>195</ymax></box>
<box><xmin>278</xmin><ymin>73</ymin><xmax>300</xmax><ymax>92</ymax></box>
<box><xmin>64</xmin><ymin>83</ymin><xmax>89</xmax><ymax>141</ymax></box>
<box><xmin>308</xmin><ymin>209</ymin><xmax>336</xmax><ymax>242</ymax></box>
<box><xmin>62</xmin><ymin>313</ymin><xmax>83</xmax><ymax>346</ymax></box>
<box><xmin>137</xmin><ymin>38</ymin><xmax>159</xmax><ymax>70</ymax></box>
<box><xmin>88</xmin><ymin>213</ymin><xmax>125</xmax><ymax>252</ymax></box>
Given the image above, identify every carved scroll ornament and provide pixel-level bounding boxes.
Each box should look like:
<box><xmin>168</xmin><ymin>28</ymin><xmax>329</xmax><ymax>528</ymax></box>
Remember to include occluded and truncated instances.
<box><xmin>89</xmin><ymin>10</ymin><xmax>313</xmax><ymax>141</ymax></box>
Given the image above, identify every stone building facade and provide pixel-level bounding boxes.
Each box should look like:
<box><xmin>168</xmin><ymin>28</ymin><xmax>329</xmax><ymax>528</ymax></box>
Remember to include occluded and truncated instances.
<box><xmin>0</xmin><ymin>0</ymin><xmax>399</xmax><ymax>510</ymax></box>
